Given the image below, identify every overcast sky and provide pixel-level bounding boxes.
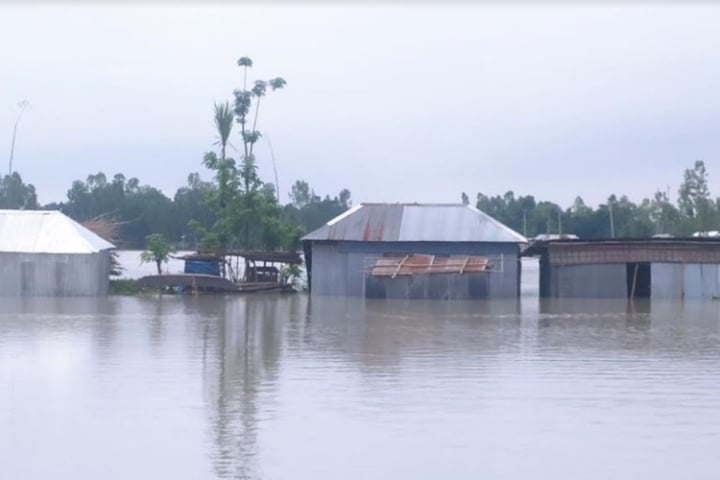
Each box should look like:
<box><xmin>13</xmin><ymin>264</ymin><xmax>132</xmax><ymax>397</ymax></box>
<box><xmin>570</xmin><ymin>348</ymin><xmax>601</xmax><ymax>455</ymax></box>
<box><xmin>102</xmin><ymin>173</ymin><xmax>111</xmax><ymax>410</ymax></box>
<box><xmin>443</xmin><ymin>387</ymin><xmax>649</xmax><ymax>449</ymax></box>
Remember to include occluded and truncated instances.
<box><xmin>2</xmin><ymin>4</ymin><xmax>720</xmax><ymax>207</ymax></box>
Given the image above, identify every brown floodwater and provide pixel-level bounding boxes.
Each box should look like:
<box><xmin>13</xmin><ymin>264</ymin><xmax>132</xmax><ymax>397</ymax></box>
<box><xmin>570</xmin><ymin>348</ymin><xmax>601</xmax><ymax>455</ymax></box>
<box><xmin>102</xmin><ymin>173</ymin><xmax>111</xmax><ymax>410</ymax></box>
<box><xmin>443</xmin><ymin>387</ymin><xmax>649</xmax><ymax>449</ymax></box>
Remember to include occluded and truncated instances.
<box><xmin>2</xmin><ymin>271</ymin><xmax>720</xmax><ymax>479</ymax></box>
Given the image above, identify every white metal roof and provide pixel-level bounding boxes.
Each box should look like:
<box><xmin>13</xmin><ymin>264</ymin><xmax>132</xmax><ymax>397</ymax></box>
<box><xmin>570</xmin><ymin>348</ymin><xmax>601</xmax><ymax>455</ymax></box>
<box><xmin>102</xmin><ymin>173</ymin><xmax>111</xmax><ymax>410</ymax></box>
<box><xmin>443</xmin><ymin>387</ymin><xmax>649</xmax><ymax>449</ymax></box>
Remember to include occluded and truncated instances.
<box><xmin>0</xmin><ymin>210</ymin><xmax>115</xmax><ymax>254</ymax></box>
<box><xmin>302</xmin><ymin>203</ymin><xmax>527</xmax><ymax>243</ymax></box>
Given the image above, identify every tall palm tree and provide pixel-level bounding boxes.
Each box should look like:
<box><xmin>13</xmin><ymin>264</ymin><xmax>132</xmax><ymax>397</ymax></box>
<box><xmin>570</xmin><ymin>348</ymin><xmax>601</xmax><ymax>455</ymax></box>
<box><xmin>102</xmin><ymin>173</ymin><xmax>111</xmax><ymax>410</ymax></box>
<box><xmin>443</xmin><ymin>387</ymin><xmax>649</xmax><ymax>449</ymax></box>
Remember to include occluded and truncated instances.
<box><xmin>213</xmin><ymin>101</ymin><xmax>234</xmax><ymax>162</ymax></box>
<box><xmin>237</xmin><ymin>56</ymin><xmax>253</xmax><ymax>90</ymax></box>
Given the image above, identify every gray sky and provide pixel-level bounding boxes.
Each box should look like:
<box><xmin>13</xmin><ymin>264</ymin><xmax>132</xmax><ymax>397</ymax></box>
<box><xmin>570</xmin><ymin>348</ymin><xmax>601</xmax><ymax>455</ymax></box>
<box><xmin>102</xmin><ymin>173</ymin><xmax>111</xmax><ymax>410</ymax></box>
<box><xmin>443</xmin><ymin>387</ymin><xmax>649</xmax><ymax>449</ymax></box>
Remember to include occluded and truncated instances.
<box><xmin>2</xmin><ymin>4</ymin><xmax>720</xmax><ymax>207</ymax></box>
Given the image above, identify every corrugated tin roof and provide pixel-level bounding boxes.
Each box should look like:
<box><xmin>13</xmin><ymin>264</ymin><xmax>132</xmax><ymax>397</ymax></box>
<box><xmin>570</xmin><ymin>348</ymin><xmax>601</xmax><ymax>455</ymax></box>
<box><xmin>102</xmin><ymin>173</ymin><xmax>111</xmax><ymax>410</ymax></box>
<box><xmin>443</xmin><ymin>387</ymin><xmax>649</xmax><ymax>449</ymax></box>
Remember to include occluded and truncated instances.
<box><xmin>0</xmin><ymin>210</ymin><xmax>115</xmax><ymax>254</ymax></box>
<box><xmin>302</xmin><ymin>203</ymin><xmax>527</xmax><ymax>243</ymax></box>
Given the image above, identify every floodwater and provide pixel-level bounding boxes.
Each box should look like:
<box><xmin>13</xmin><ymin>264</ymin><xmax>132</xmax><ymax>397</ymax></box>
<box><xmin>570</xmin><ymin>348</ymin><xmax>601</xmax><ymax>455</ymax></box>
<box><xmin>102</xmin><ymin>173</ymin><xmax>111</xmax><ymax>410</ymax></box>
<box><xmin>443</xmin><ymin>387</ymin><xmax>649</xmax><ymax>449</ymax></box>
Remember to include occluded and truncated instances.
<box><xmin>2</xmin><ymin>261</ymin><xmax>720</xmax><ymax>479</ymax></box>
<box><xmin>116</xmin><ymin>250</ymin><xmax>192</xmax><ymax>279</ymax></box>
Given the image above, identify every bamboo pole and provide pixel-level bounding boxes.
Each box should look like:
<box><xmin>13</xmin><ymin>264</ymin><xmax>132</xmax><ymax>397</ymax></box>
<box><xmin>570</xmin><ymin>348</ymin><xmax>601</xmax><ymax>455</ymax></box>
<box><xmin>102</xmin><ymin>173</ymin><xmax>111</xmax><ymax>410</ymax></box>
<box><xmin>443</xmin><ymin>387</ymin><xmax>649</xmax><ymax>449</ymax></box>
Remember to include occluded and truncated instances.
<box><xmin>392</xmin><ymin>255</ymin><xmax>410</xmax><ymax>279</ymax></box>
<box><xmin>630</xmin><ymin>263</ymin><xmax>639</xmax><ymax>300</ymax></box>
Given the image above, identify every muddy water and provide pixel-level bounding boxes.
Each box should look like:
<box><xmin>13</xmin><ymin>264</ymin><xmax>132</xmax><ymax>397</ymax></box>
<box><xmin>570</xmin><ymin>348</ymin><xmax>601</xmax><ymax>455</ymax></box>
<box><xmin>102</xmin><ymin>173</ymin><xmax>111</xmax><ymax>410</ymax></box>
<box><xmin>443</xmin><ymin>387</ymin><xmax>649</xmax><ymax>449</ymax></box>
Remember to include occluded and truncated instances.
<box><xmin>1</xmin><ymin>266</ymin><xmax>720</xmax><ymax>479</ymax></box>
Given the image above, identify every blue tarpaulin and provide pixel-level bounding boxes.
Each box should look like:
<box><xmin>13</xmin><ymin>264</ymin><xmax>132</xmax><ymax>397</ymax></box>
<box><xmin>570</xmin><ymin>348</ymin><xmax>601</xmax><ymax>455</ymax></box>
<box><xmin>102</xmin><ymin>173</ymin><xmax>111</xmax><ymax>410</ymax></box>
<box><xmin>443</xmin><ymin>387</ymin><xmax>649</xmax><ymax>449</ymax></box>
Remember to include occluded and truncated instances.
<box><xmin>184</xmin><ymin>259</ymin><xmax>221</xmax><ymax>276</ymax></box>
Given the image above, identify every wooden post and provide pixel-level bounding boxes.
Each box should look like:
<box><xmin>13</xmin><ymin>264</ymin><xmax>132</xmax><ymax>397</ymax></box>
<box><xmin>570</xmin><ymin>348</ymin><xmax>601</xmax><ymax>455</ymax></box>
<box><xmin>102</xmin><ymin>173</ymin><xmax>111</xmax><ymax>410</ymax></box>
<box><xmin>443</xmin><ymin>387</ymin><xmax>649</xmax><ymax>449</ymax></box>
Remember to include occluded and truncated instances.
<box><xmin>630</xmin><ymin>263</ymin><xmax>639</xmax><ymax>300</ymax></box>
<box><xmin>392</xmin><ymin>255</ymin><xmax>410</xmax><ymax>279</ymax></box>
<box><xmin>459</xmin><ymin>256</ymin><xmax>470</xmax><ymax>275</ymax></box>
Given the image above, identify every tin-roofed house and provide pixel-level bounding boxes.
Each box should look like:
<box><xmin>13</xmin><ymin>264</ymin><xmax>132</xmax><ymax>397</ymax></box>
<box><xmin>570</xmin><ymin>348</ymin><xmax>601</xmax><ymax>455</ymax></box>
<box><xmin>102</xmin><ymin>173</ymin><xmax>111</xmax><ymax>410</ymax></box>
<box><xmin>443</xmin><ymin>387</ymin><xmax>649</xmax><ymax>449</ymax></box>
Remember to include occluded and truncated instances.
<box><xmin>0</xmin><ymin>210</ymin><xmax>115</xmax><ymax>296</ymax></box>
<box><xmin>301</xmin><ymin>203</ymin><xmax>527</xmax><ymax>299</ymax></box>
<box><xmin>525</xmin><ymin>238</ymin><xmax>720</xmax><ymax>300</ymax></box>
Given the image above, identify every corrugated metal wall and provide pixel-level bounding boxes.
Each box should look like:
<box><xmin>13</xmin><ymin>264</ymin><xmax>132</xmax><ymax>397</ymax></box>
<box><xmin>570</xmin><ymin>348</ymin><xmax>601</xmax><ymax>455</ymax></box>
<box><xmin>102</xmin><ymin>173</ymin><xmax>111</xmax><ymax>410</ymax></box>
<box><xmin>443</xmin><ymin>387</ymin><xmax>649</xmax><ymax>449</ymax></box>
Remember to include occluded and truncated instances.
<box><xmin>652</xmin><ymin>263</ymin><xmax>720</xmax><ymax>299</ymax></box>
<box><xmin>542</xmin><ymin>261</ymin><xmax>720</xmax><ymax>299</ymax></box>
<box><xmin>365</xmin><ymin>272</ymin><xmax>494</xmax><ymax>300</ymax></box>
<box><xmin>548</xmin><ymin>264</ymin><xmax>627</xmax><ymax>298</ymax></box>
<box><xmin>309</xmin><ymin>241</ymin><xmax>520</xmax><ymax>298</ymax></box>
<box><xmin>0</xmin><ymin>251</ymin><xmax>111</xmax><ymax>296</ymax></box>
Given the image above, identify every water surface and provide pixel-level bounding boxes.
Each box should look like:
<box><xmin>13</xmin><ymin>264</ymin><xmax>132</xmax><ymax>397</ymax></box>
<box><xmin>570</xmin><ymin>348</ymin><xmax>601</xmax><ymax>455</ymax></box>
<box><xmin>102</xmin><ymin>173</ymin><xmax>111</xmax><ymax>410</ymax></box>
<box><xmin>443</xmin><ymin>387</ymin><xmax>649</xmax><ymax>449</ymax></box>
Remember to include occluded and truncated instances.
<box><xmin>2</xmin><ymin>271</ymin><xmax>720</xmax><ymax>479</ymax></box>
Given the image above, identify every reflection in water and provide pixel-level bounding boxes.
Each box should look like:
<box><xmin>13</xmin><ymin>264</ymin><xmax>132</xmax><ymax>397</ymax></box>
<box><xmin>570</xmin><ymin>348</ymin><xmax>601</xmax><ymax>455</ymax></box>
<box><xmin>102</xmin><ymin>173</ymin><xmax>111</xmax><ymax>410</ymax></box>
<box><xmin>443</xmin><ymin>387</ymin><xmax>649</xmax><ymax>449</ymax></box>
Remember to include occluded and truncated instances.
<box><xmin>200</xmin><ymin>296</ymin><xmax>297</xmax><ymax>480</ymax></box>
<box><xmin>1</xmin><ymin>293</ymin><xmax>720</xmax><ymax>480</ymax></box>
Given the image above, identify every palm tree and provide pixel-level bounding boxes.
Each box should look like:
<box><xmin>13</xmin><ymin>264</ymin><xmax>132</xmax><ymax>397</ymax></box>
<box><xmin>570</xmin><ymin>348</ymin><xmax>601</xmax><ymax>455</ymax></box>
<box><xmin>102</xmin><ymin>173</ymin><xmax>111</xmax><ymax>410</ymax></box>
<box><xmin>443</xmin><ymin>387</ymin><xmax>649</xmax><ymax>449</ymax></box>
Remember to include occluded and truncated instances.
<box><xmin>213</xmin><ymin>101</ymin><xmax>234</xmax><ymax>162</ymax></box>
<box><xmin>237</xmin><ymin>56</ymin><xmax>253</xmax><ymax>90</ymax></box>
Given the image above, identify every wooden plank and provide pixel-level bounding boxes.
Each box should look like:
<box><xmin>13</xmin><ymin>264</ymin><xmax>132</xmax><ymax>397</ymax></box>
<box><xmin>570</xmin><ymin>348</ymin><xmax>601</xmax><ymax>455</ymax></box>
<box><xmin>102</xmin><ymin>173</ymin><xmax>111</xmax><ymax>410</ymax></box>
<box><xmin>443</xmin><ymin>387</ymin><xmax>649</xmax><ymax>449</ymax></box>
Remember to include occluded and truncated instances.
<box><xmin>459</xmin><ymin>256</ymin><xmax>471</xmax><ymax>275</ymax></box>
<box><xmin>392</xmin><ymin>255</ymin><xmax>410</xmax><ymax>279</ymax></box>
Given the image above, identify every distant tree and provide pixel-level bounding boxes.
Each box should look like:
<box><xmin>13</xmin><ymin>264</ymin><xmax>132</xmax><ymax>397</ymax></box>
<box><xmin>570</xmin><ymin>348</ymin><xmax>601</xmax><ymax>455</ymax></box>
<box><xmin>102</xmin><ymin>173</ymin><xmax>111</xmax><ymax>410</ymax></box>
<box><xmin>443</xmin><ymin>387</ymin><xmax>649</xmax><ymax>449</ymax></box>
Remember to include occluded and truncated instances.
<box><xmin>174</xmin><ymin>173</ymin><xmax>216</xmax><ymax>247</ymax></box>
<box><xmin>650</xmin><ymin>189</ymin><xmax>680</xmax><ymax>234</ymax></box>
<box><xmin>338</xmin><ymin>189</ymin><xmax>352</xmax><ymax>210</ymax></box>
<box><xmin>678</xmin><ymin>160</ymin><xmax>714</xmax><ymax>230</ymax></box>
<box><xmin>284</xmin><ymin>180</ymin><xmax>351</xmax><ymax>234</ymax></box>
<box><xmin>0</xmin><ymin>172</ymin><xmax>38</xmax><ymax>209</ymax></box>
<box><xmin>461</xmin><ymin>192</ymin><xmax>469</xmax><ymax>205</ymax></box>
<box><xmin>678</xmin><ymin>160</ymin><xmax>710</xmax><ymax>219</ymax></box>
<box><xmin>140</xmin><ymin>233</ymin><xmax>174</xmax><ymax>275</ymax></box>
<box><xmin>63</xmin><ymin>172</ymin><xmax>177</xmax><ymax>247</ymax></box>
<box><xmin>290</xmin><ymin>180</ymin><xmax>315</xmax><ymax>209</ymax></box>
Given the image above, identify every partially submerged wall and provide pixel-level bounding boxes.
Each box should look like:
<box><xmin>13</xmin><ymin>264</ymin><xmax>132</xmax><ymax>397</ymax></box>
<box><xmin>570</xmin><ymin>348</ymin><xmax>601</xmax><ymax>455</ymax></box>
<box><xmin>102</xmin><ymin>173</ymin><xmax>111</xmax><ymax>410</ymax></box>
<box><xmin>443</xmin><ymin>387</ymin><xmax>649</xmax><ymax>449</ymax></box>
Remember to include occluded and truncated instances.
<box><xmin>545</xmin><ymin>264</ymin><xmax>627</xmax><ymax>298</ymax></box>
<box><xmin>309</xmin><ymin>241</ymin><xmax>520</xmax><ymax>298</ymax></box>
<box><xmin>0</xmin><ymin>251</ymin><xmax>111</xmax><ymax>296</ymax></box>
<box><xmin>652</xmin><ymin>263</ymin><xmax>720</xmax><ymax>299</ymax></box>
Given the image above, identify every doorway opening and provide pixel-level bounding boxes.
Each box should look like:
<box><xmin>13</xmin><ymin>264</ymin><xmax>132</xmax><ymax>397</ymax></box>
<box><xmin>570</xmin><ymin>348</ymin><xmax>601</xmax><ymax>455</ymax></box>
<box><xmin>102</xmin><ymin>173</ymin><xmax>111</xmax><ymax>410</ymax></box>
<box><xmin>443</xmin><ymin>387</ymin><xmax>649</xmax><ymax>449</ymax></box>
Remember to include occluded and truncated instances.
<box><xmin>626</xmin><ymin>262</ymin><xmax>651</xmax><ymax>298</ymax></box>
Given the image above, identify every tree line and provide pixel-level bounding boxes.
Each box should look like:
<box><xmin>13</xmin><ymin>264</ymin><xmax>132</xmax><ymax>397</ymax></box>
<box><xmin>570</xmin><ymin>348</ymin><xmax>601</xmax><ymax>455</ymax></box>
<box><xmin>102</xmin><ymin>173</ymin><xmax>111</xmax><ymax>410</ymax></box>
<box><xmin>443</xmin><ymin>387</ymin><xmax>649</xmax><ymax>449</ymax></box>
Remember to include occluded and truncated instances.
<box><xmin>0</xmin><ymin>169</ymin><xmax>349</xmax><ymax>250</ymax></box>
<box><xmin>464</xmin><ymin>160</ymin><xmax>718</xmax><ymax>239</ymax></box>
<box><xmin>3</xmin><ymin>157</ymin><xmax>717</xmax><ymax>248</ymax></box>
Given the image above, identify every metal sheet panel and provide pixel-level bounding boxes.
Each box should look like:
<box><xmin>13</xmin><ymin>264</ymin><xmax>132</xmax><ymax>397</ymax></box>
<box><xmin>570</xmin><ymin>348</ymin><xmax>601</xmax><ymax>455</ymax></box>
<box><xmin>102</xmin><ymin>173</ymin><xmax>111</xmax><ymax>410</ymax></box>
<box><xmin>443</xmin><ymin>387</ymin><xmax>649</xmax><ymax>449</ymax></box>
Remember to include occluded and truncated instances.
<box><xmin>488</xmin><ymin>253</ymin><xmax>520</xmax><ymax>297</ymax></box>
<box><xmin>302</xmin><ymin>204</ymin><xmax>527</xmax><ymax>243</ymax></box>
<box><xmin>309</xmin><ymin>243</ymin><xmax>349</xmax><ymax>296</ymax></box>
<box><xmin>683</xmin><ymin>264</ymin><xmax>703</xmax><ymax>299</ymax></box>
<box><xmin>368</xmin><ymin>273</ymin><xmax>493</xmax><ymax>300</ymax></box>
<box><xmin>0</xmin><ymin>210</ymin><xmax>115</xmax><ymax>254</ymax></box>
<box><xmin>0</xmin><ymin>251</ymin><xmax>111</xmax><ymax>296</ymax></box>
<box><xmin>651</xmin><ymin>263</ymin><xmax>683</xmax><ymax>299</ymax></box>
<box><xmin>700</xmin><ymin>264</ymin><xmax>720</xmax><ymax>299</ymax></box>
<box><xmin>683</xmin><ymin>263</ymin><xmax>720</xmax><ymax>299</ymax></box>
<box><xmin>338</xmin><ymin>241</ymin><xmax>518</xmax><ymax>256</ymax></box>
<box><xmin>303</xmin><ymin>204</ymin><xmax>403</xmax><ymax>242</ymax></box>
<box><xmin>399</xmin><ymin>204</ymin><xmax>526</xmax><ymax>243</ymax></box>
<box><xmin>552</xmin><ymin>264</ymin><xmax>627</xmax><ymax>298</ymax></box>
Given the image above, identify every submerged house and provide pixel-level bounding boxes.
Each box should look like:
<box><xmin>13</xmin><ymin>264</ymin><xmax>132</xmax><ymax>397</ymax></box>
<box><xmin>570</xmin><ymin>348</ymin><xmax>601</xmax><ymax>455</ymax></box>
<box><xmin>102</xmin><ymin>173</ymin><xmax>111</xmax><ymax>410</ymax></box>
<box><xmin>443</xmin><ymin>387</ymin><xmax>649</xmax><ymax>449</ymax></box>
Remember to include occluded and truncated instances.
<box><xmin>0</xmin><ymin>210</ymin><xmax>115</xmax><ymax>296</ymax></box>
<box><xmin>526</xmin><ymin>239</ymin><xmax>720</xmax><ymax>299</ymax></box>
<box><xmin>302</xmin><ymin>203</ymin><xmax>527</xmax><ymax>299</ymax></box>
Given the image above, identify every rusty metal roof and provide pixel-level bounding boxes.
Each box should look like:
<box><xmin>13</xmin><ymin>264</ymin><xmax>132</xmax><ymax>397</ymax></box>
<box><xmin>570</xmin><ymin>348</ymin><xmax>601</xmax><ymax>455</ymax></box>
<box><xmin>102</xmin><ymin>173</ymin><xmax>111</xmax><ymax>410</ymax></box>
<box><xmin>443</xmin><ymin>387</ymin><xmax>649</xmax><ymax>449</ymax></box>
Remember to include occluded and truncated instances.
<box><xmin>370</xmin><ymin>254</ymin><xmax>491</xmax><ymax>277</ymax></box>
<box><xmin>302</xmin><ymin>203</ymin><xmax>527</xmax><ymax>243</ymax></box>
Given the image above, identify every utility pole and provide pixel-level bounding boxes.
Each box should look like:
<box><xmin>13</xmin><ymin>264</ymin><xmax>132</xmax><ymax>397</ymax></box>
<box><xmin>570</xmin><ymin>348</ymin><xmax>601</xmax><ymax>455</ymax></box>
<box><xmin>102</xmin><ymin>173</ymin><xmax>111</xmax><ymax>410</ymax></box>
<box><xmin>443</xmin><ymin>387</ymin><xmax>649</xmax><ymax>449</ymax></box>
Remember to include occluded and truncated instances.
<box><xmin>523</xmin><ymin>209</ymin><xmax>528</xmax><ymax>237</ymax></box>
<box><xmin>609</xmin><ymin>202</ymin><xmax>615</xmax><ymax>238</ymax></box>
